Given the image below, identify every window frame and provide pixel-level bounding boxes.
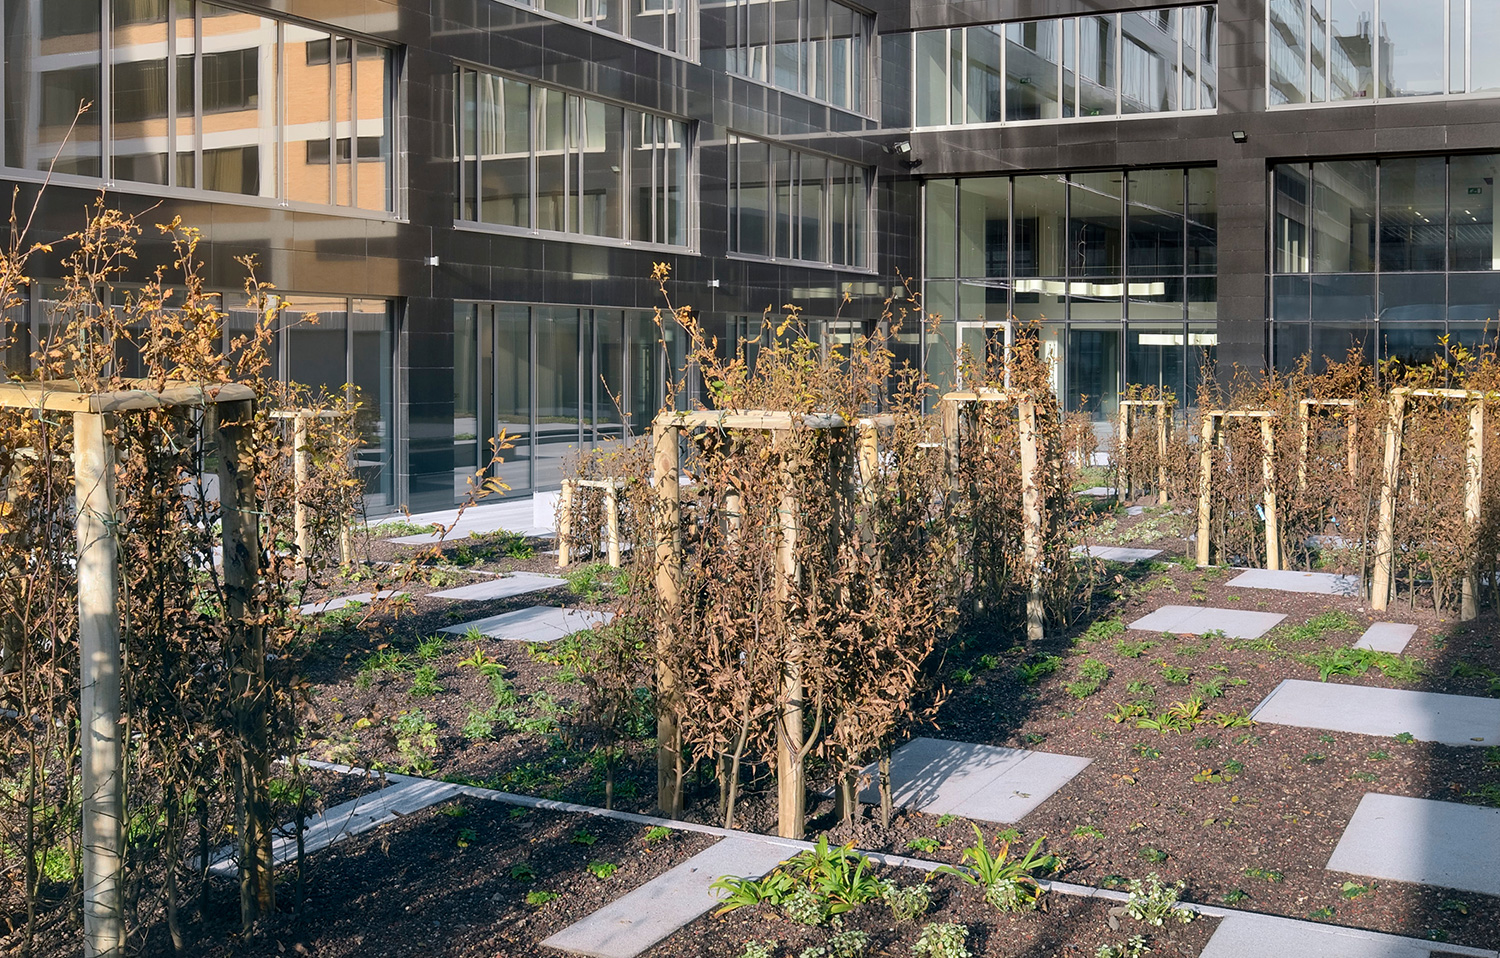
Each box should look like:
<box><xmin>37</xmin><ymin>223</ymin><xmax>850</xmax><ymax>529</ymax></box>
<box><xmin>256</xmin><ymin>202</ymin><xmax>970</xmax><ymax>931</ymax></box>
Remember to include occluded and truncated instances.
<box><xmin>722</xmin><ymin>0</ymin><xmax>874</xmax><ymax>116</ymax></box>
<box><xmin>726</xmin><ymin>130</ymin><xmax>873</xmax><ymax>270</ymax></box>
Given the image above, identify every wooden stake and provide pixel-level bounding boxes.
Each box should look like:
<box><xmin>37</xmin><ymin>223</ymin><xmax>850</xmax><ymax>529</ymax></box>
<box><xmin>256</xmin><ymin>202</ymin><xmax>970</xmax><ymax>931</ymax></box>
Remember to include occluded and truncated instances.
<box><xmin>1297</xmin><ymin>402</ymin><xmax>1311</xmax><ymax>492</ymax></box>
<box><xmin>775</xmin><ymin>442</ymin><xmax>805</xmax><ymax>839</ymax></box>
<box><xmin>1260</xmin><ymin>417</ymin><xmax>1282</xmax><ymax>572</ymax></box>
<box><xmin>213</xmin><ymin>398</ymin><xmax>274</xmax><ymax>925</ymax></box>
<box><xmin>1018</xmin><ymin>400</ymin><xmax>1044</xmax><ymax>641</ymax></box>
<box><xmin>651</xmin><ymin>423</ymin><xmax>683</xmax><ymax>818</ymax></box>
<box><xmin>292</xmin><ymin>412</ymin><xmax>310</xmax><ymax>565</ymax></box>
<box><xmin>76</xmin><ymin>412</ymin><xmax>124</xmax><ymax>958</ymax></box>
<box><xmin>1156</xmin><ymin>404</ymin><xmax>1170</xmax><ymax>505</ymax></box>
<box><xmin>1462</xmin><ymin>402</ymin><xmax>1485</xmax><ymax>621</ymax></box>
<box><xmin>1371</xmin><ymin>392</ymin><xmax>1407</xmax><ymax>611</ymax></box>
<box><xmin>1196</xmin><ymin>415</ymin><xmax>1215</xmax><ymax>567</ymax></box>
<box><xmin>556</xmin><ymin>480</ymin><xmax>573</xmax><ymax>568</ymax></box>
<box><xmin>605</xmin><ymin>481</ymin><xmax>621</xmax><ymax>568</ymax></box>
<box><xmin>1117</xmin><ymin>402</ymin><xmax>1132</xmax><ymax>500</ymax></box>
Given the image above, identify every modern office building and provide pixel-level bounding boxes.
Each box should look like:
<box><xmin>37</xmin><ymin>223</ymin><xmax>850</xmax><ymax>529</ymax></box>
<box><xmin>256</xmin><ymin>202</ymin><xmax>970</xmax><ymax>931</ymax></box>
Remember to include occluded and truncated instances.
<box><xmin>2</xmin><ymin>0</ymin><xmax>1497</xmax><ymax>514</ymax></box>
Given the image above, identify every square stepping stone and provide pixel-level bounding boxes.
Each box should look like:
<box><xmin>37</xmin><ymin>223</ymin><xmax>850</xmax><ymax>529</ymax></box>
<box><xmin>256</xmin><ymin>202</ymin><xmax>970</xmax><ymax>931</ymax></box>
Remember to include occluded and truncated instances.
<box><xmin>1328</xmin><ymin>793</ymin><xmax>1500</xmax><ymax>899</ymax></box>
<box><xmin>541</xmin><ymin>836</ymin><xmax>793</xmax><ymax>958</ymax></box>
<box><xmin>427</xmin><ymin>573</ymin><xmax>567</xmax><ymax>601</ymax></box>
<box><xmin>441</xmin><ymin>606</ymin><xmax>613</xmax><ymax>642</ymax></box>
<box><xmin>1226</xmin><ymin>568</ymin><xmax>1362</xmax><ymax>596</ymax></box>
<box><xmin>1128</xmin><ymin>605</ymin><xmax>1286</xmax><ymax>639</ymax></box>
<box><xmin>1071</xmin><ymin>545</ymin><xmax>1162</xmax><ymax>563</ymax></box>
<box><xmin>1250</xmin><ymin>679</ymin><xmax>1500</xmax><ymax>746</ymax></box>
<box><xmin>1354</xmin><ymin>622</ymin><xmax>1417</xmax><ymax>654</ymax></box>
<box><xmin>296</xmin><ymin>590</ymin><xmax>405</xmax><ymax>616</ymax></box>
<box><xmin>1201</xmin><ymin>910</ymin><xmax>1494</xmax><ymax>958</ymax></box>
<box><xmin>854</xmin><ymin>737</ymin><xmax>1091</xmax><ymax>822</ymax></box>
<box><xmin>1080</xmin><ymin>486</ymin><xmax>1117</xmax><ymax>497</ymax></box>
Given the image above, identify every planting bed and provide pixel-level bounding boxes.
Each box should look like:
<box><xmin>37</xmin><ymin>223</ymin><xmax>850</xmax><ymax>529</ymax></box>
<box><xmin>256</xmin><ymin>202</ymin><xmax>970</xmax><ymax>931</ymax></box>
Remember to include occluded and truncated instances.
<box><xmin>275</xmin><ymin>513</ymin><xmax>1500</xmax><ymax>953</ymax></box>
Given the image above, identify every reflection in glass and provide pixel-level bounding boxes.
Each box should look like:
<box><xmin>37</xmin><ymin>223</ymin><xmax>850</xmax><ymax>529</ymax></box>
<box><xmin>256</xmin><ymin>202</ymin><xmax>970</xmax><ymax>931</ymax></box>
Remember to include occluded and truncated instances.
<box><xmin>1127</xmin><ymin>169</ymin><xmax>1184</xmax><ymax>275</ymax></box>
<box><xmin>1329</xmin><ymin>0</ymin><xmax>1375</xmax><ymax>100</ymax></box>
<box><xmin>1068</xmin><ymin>172</ymin><xmax>1122</xmax><ymax>278</ymax></box>
<box><xmin>1013</xmin><ymin>175</ymin><xmax>1067</xmax><ymax>278</ymax></box>
<box><xmin>6</xmin><ymin>0</ymin><xmax>103</xmax><ymax>175</ymax></box>
<box><xmin>1120</xmin><ymin>10</ymin><xmax>1177</xmax><ymax>114</ymax></box>
<box><xmin>493</xmin><ymin>305</ymin><xmax>532</xmax><ymax>494</ymax></box>
<box><xmin>1448</xmin><ymin>273</ymin><xmax>1500</xmax><ymax>322</ymax></box>
<box><xmin>1379</xmin><ymin>0</ymin><xmax>1442</xmax><ymax>98</ymax></box>
<box><xmin>1379</xmin><ymin>273</ymin><xmax>1445</xmax><ymax>324</ymax></box>
<box><xmin>1005</xmin><ymin>20</ymin><xmax>1059</xmax><ymax>121</ymax></box>
<box><xmin>285</xmin><ymin>296</ymin><xmax>349</xmax><ymax>396</ymax></box>
<box><xmin>1078</xmin><ymin>15</ymin><xmax>1116</xmax><ymax>117</ymax></box>
<box><xmin>1067</xmin><ymin>326</ymin><xmax>1120</xmax><ymax>417</ymax></box>
<box><xmin>1313</xmin><ymin>160</ymin><xmax>1376</xmax><ymax>272</ymax></box>
<box><xmin>1274</xmin><ymin>164</ymin><xmax>1311</xmax><ymax>273</ymax></box>
<box><xmin>1311</xmin><ymin>273</ymin><xmax>1376</xmax><ymax>322</ymax></box>
<box><xmin>926</xmin><ymin>179</ymin><xmax>957</xmax><ymax>278</ymax></box>
<box><xmin>350</xmin><ymin>299</ymin><xmax>393</xmax><ymax>504</ymax></box>
<box><xmin>1475</xmin><ymin>3</ymin><xmax>1500</xmax><ymax>93</ymax></box>
<box><xmin>1449</xmin><ymin>155</ymin><xmax>1498</xmax><ymax>271</ymax></box>
<box><xmin>958</xmin><ymin>177</ymin><xmax>1007</xmax><ymax>278</ymax></box>
<box><xmin>1268</xmin><ymin>0</ymin><xmax>1306</xmax><ymax>105</ymax></box>
<box><xmin>1379</xmin><ymin>156</ymin><xmax>1445</xmax><ymax>271</ymax></box>
<box><xmin>965</xmin><ymin>25</ymin><xmax>1002</xmax><ymax>124</ymax></box>
<box><xmin>594</xmin><ymin>309</ymin><xmax>625</xmax><ymax>446</ymax></box>
<box><xmin>1127</xmin><ymin>325</ymin><xmax>1186</xmax><ymax>398</ymax></box>
<box><xmin>534</xmin><ymin>308</ymin><xmax>581</xmax><ymax>490</ymax></box>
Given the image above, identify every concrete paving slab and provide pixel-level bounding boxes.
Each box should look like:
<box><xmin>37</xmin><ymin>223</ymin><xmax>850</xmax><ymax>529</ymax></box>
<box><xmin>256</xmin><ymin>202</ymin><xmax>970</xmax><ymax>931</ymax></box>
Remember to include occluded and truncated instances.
<box><xmin>1072</xmin><ymin>545</ymin><xmax>1163</xmax><ymax>562</ymax></box>
<box><xmin>378</xmin><ymin>497</ymin><xmax>552</xmax><ymax>544</ymax></box>
<box><xmin>206</xmin><ymin>778</ymin><xmax>459</xmax><ymax>875</ymax></box>
<box><xmin>855</xmin><ymin>737</ymin><xmax>1091</xmax><ymax>821</ymax></box>
<box><xmin>542</xmin><ymin>836</ymin><xmax>793</xmax><ymax>958</ymax></box>
<box><xmin>1126</xmin><ymin>505</ymin><xmax>1145</xmax><ymax>516</ymax></box>
<box><xmin>1354</xmin><ymin>622</ymin><xmax>1418</xmax><ymax>653</ymax></box>
<box><xmin>441</xmin><ymin>605</ymin><xmax>613</xmax><ymax>642</ymax></box>
<box><xmin>427</xmin><ymin>573</ymin><xmax>567</xmax><ymax>601</ymax></box>
<box><xmin>296</xmin><ymin>590</ymin><xmax>404</xmax><ymax>616</ymax></box>
<box><xmin>1201</xmin><ymin>910</ymin><xmax>1496</xmax><ymax>958</ymax></box>
<box><xmin>1250</xmin><ymin>679</ymin><xmax>1500</xmax><ymax>746</ymax></box>
<box><xmin>1226</xmin><ymin>568</ymin><xmax>1362</xmax><ymax>596</ymax></box>
<box><xmin>1081</xmin><ymin>486</ymin><xmax>1118</xmax><ymax>497</ymax></box>
<box><xmin>1328</xmin><ymin>793</ymin><xmax>1500</xmax><ymax>899</ymax></box>
<box><xmin>1128</xmin><ymin>605</ymin><xmax>1286</xmax><ymax>639</ymax></box>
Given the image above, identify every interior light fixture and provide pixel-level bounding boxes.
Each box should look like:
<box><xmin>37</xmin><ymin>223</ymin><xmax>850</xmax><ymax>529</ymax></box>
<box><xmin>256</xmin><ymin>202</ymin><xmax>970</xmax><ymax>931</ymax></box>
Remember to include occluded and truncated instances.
<box><xmin>1231</xmin><ymin>130</ymin><xmax>1248</xmax><ymax>144</ymax></box>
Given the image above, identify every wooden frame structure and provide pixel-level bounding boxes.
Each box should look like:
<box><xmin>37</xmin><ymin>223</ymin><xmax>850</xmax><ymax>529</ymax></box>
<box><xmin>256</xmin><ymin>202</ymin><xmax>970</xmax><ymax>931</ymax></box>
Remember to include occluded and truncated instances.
<box><xmin>648</xmin><ymin>408</ymin><xmax>883</xmax><ymax>839</ymax></box>
<box><xmin>0</xmin><ymin>379</ymin><xmax>258</xmax><ymax>958</ymax></box>
<box><xmin>939</xmin><ymin>388</ymin><xmax>1046</xmax><ymax>641</ymax></box>
<box><xmin>1117</xmin><ymin>398</ymin><xmax>1173</xmax><ymax>504</ymax></box>
<box><xmin>556</xmin><ymin>478</ymin><xmax>627</xmax><ymax>568</ymax></box>
<box><xmin>1296</xmin><ymin>398</ymin><xmax>1359</xmax><ymax>491</ymax></box>
<box><xmin>1196</xmin><ymin>409</ymin><xmax>1282</xmax><ymax>570</ymax></box>
<box><xmin>1370</xmin><ymin>387</ymin><xmax>1492</xmax><ymax>619</ymax></box>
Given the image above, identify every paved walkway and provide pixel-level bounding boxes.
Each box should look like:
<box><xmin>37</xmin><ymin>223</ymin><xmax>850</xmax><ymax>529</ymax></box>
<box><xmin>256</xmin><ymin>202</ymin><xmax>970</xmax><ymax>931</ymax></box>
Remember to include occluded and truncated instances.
<box><xmin>441</xmin><ymin>606</ymin><xmax>613</xmax><ymax>642</ymax></box>
<box><xmin>1353</xmin><ymin>622</ymin><xmax>1416</xmax><ymax>653</ymax></box>
<box><xmin>1200</xmin><ymin>910</ymin><xmax>1494</xmax><ymax>958</ymax></box>
<box><xmin>541</xmin><ymin>837</ymin><xmax>792</xmax><ymax>958</ymax></box>
<box><xmin>854</xmin><ymin>737</ymin><xmax>1091</xmax><ymax>822</ymax></box>
<box><xmin>375</xmin><ymin>496</ymin><xmax>553</xmax><ymax>543</ymax></box>
<box><xmin>427</xmin><ymin>572</ymin><xmax>567</xmax><ymax>601</ymax></box>
<box><xmin>296</xmin><ymin>590</ymin><xmax>405</xmax><ymax>616</ymax></box>
<box><xmin>1328</xmin><ymin>793</ymin><xmax>1500</xmax><ymax>898</ymax></box>
<box><xmin>1226</xmin><ymin>568</ymin><xmax>1362</xmax><ymax>596</ymax></box>
<box><xmin>1251</xmin><ymin>679</ymin><xmax>1500</xmax><ymax>746</ymax></box>
<box><xmin>1128</xmin><ymin>605</ymin><xmax>1286</xmax><ymax>639</ymax></box>
<box><xmin>1072</xmin><ymin>545</ymin><xmax>1162</xmax><ymax>562</ymax></box>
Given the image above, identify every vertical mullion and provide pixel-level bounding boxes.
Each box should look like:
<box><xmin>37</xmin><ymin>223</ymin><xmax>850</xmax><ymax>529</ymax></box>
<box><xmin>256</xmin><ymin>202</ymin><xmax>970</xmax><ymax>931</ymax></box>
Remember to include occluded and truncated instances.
<box><xmin>1466</xmin><ymin>0</ymin><xmax>1472</xmax><ymax>93</ymax></box>
<box><xmin>1372</xmin><ymin>0</ymin><xmax>1381</xmax><ymax>100</ymax></box>
<box><xmin>167</xmin><ymin>2</ymin><xmax>177</xmax><ymax>187</ymax></box>
<box><xmin>277</xmin><ymin>20</ymin><xmax>286</xmax><ymax>203</ymax></box>
<box><xmin>456</xmin><ymin>70</ymin><xmax>465</xmax><ymax>220</ymax></box>
<box><xmin>529</xmin><ymin>85</ymin><xmax>539</xmax><ymax>231</ymax></box>
<box><xmin>1305</xmin><ymin>0</ymin><xmax>1313</xmax><ymax>102</ymax></box>
<box><xmin>1113</xmin><ymin>13</ymin><xmax>1122</xmax><ymax>116</ymax></box>
<box><xmin>101</xmin><ymin>0</ymin><xmax>111</xmax><ymax>182</ymax></box>
<box><xmin>193</xmin><ymin>3</ymin><xmax>202</xmax><ymax>191</ymax></box>
<box><xmin>350</xmin><ymin>38</ymin><xmax>359</xmax><ymax>207</ymax></box>
<box><xmin>327</xmin><ymin>44</ymin><xmax>336</xmax><ymax>205</ymax></box>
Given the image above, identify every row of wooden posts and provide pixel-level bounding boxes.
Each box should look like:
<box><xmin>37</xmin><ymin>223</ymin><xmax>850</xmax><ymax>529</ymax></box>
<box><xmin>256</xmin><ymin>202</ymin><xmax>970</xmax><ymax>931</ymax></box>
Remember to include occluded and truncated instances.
<box><xmin>1120</xmin><ymin>389</ymin><xmax>1492</xmax><ymax>621</ymax></box>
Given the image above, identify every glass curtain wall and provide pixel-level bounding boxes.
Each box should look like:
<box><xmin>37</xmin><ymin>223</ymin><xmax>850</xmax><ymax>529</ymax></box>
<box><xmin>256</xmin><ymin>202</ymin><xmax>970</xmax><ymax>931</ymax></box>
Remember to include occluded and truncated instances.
<box><xmin>727</xmin><ymin>131</ymin><xmax>869</xmax><ymax>267</ymax></box>
<box><xmin>719</xmin><ymin>0</ymin><xmax>869</xmax><ymax>112</ymax></box>
<box><xmin>1270</xmin><ymin>0</ymin><xmax>1500</xmax><ymax>105</ymax></box>
<box><xmin>3</xmin><ymin>0</ymin><xmax>394</xmax><ymax>209</ymax></box>
<box><xmin>925</xmin><ymin>167</ymin><xmax>1219</xmax><ymax>418</ymax></box>
<box><xmin>1271</xmin><ymin>153</ymin><xmax>1500</xmax><ymax>370</ymax></box>
<box><xmin>453</xmin><ymin>303</ymin><xmax>677</xmax><ymax>498</ymax></box>
<box><xmin>521</xmin><ymin>0</ymin><xmax>691</xmax><ymax>55</ymax></box>
<box><xmin>455</xmin><ymin>67</ymin><xmax>691</xmax><ymax>248</ymax></box>
<box><xmin>911</xmin><ymin>5</ymin><xmax>1217</xmax><ymax>128</ymax></box>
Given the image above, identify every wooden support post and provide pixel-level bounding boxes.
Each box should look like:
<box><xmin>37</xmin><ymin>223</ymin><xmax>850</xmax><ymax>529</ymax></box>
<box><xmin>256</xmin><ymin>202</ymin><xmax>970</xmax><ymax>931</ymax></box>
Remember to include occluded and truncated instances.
<box><xmin>1117</xmin><ymin>403</ymin><xmax>1132</xmax><ymax>500</ymax></box>
<box><xmin>1347</xmin><ymin>416</ymin><xmax>1359</xmax><ymax>480</ymax></box>
<box><xmin>1297</xmin><ymin>403</ymin><xmax>1311</xmax><ymax>492</ymax></box>
<box><xmin>1018</xmin><ymin>400</ymin><xmax>1044</xmax><ymax>642</ymax></box>
<box><xmin>1260</xmin><ymin>417</ymin><xmax>1282</xmax><ymax>572</ymax></box>
<box><xmin>775</xmin><ymin>442</ymin><xmax>805</xmax><ymax>839</ymax></box>
<box><xmin>292</xmin><ymin>411</ymin><xmax>310</xmax><ymax>565</ymax></box>
<box><xmin>651</xmin><ymin>423</ymin><xmax>683</xmax><ymax>819</ymax></box>
<box><xmin>1196</xmin><ymin>415</ymin><xmax>1215</xmax><ymax>567</ymax></box>
<box><xmin>940</xmin><ymin>398</ymin><xmax>962</xmax><ymax>583</ymax></box>
<box><xmin>1156</xmin><ymin>405</ymin><xmax>1170</xmax><ymax>505</ymax></box>
<box><xmin>212</xmin><ymin>399</ymin><xmax>274</xmax><ymax>926</ymax></box>
<box><xmin>1371</xmin><ymin>392</ymin><xmax>1407</xmax><ymax>611</ymax></box>
<box><xmin>556</xmin><ymin>479</ymin><xmax>574</xmax><ymax>569</ymax></box>
<box><xmin>856</xmin><ymin>420</ymin><xmax>880</xmax><ymax>505</ymax></box>
<box><xmin>604</xmin><ymin>481</ymin><xmax>621</xmax><ymax>568</ymax></box>
<box><xmin>76</xmin><ymin>412</ymin><xmax>124</xmax><ymax>958</ymax></box>
<box><xmin>1462</xmin><ymin>402</ymin><xmax>1485</xmax><ymax>621</ymax></box>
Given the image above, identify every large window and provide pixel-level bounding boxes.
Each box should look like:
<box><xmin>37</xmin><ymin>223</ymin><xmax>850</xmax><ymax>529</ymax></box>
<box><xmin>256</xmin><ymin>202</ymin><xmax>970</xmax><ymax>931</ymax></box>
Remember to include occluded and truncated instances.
<box><xmin>1</xmin><ymin>0</ymin><xmax>396</xmax><ymax>210</ymax></box>
<box><xmin>454</xmin><ymin>68</ymin><xmax>691</xmax><ymax>248</ymax></box>
<box><xmin>719</xmin><ymin>0</ymin><xmax>870</xmax><ymax>113</ymax></box>
<box><xmin>925</xmin><ymin>168</ymin><xmax>1218</xmax><ymax>417</ymax></box>
<box><xmin>507</xmin><ymin>0</ymin><xmax>692</xmax><ymax>56</ymax></box>
<box><xmin>453</xmin><ymin>303</ymin><xmax>677</xmax><ymax>496</ymax></box>
<box><xmin>911</xmin><ymin>6</ymin><xmax>1217</xmax><ymax>128</ymax></box>
<box><xmin>1271</xmin><ymin>154</ymin><xmax>1500</xmax><ymax>369</ymax></box>
<box><xmin>1270</xmin><ymin>0</ymin><xmax>1500</xmax><ymax>105</ymax></box>
<box><xmin>727</xmin><ymin>132</ymin><xmax>868</xmax><ymax>267</ymax></box>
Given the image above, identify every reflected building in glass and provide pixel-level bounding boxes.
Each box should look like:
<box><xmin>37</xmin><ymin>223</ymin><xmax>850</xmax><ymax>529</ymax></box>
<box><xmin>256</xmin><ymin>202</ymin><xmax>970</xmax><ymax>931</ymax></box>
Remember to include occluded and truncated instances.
<box><xmin>2</xmin><ymin>0</ymin><xmax>1500</xmax><ymax>512</ymax></box>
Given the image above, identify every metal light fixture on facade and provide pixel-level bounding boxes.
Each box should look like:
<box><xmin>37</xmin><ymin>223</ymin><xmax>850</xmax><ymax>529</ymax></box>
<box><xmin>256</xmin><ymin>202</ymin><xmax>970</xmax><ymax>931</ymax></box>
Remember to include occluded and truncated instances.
<box><xmin>1231</xmin><ymin>130</ymin><xmax>1248</xmax><ymax>143</ymax></box>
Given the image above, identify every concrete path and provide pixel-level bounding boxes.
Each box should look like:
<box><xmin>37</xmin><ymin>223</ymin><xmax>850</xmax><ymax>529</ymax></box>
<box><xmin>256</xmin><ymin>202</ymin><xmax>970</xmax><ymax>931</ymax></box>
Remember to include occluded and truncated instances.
<box><xmin>853</xmin><ymin>737</ymin><xmax>1091</xmax><ymax>822</ymax></box>
<box><xmin>1080</xmin><ymin>486</ymin><xmax>1118</xmax><ymax>497</ymax></box>
<box><xmin>1328</xmin><ymin>793</ymin><xmax>1500</xmax><ymax>898</ymax></box>
<box><xmin>1226</xmin><ymin>569</ymin><xmax>1362</xmax><ymax>596</ymax></box>
<box><xmin>1250</xmin><ymin>679</ymin><xmax>1500</xmax><ymax>746</ymax></box>
<box><xmin>1201</xmin><ymin>910</ymin><xmax>1495</xmax><ymax>958</ymax></box>
<box><xmin>1354</xmin><ymin>623</ymin><xmax>1417</xmax><ymax>653</ymax></box>
<box><xmin>441</xmin><ymin>605</ymin><xmax>613</xmax><ymax>642</ymax></box>
<box><xmin>205</xmin><ymin>776</ymin><xmax>458</xmax><ymax>876</ymax></box>
<box><xmin>1128</xmin><ymin>605</ymin><xmax>1286</xmax><ymax>639</ymax></box>
<box><xmin>296</xmin><ymin>590</ymin><xmax>405</xmax><ymax>616</ymax></box>
<box><xmin>541</xmin><ymin>837</ymin><xmax>792</xmax><ymax>958</ymax></box>
<box><xmin>428</xmin><ymin>572</ymin><xmax>568</xmax><ymax>601</ymax></box>
<box><xmin>1072</xmin><ymin>545</ymin><xmax>1162</xmax><ymax>562</ymax></box>
<box><xmin>376</xmin><ymin>496</ymin><xmax>552</xmax><ymax>543</ymax></box>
